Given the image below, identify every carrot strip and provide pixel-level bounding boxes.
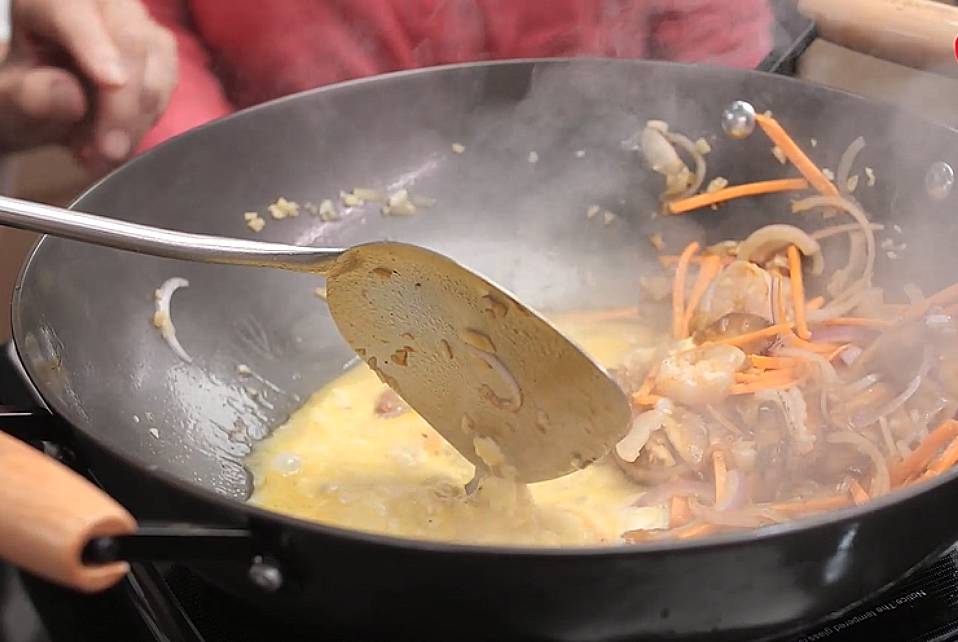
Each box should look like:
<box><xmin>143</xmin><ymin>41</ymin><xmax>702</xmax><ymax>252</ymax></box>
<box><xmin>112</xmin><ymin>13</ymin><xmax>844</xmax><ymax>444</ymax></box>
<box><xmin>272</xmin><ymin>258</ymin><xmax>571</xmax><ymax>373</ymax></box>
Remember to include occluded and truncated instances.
<box><xmin>847</xmin><ymin>478</ymin><xmax>870</xmax><ymax>505</ymax></box>
<box><xmin>712</xmin><ymin>322</ymin><xmax>794</xmax><ymax>348</ymax></box>
<box><xmin>713</xmin><ymin>451</ymin><xmax>728</xmax><ymax>506</ymax></box>
<box><xmin>768</xmin><ymin>495</ymin><xmax>849</xmax><ymax>516</ymax></box>
<box><xmin>754</xmin><ymin>114</ymin><xmax>839</xmax><ymax>197</ymax></box>
<box><xmin>736</xmin><ymin>368</ymin><xmax>797</xmax><ymax>383</ymax></box>
<box><xmin>632</xmin><ymin>394</ymin><xmax>663</xmax><ymax>407</ymax></box>
<box><xmin>658</xmin><ymin>255</ymin><xmax>735</xmax><ymax>268</ymax></box>
<box><xmin>787</xmin><ymin>246</ymin><xmax>811</xmax><ymax>340</ymax></box>
<box><xmin>901</xmin><ymin>281</ymin><xmax>958</xmax><ymax>322</ymax></box>
<box><xmin>672</xmin><ymin>242</ymin><xmax>700</xmax><ymax>339</ymax></box>
<box><xmin>670</xmin><ymin>496</ymin><xmax>692</xmax><ymax>528</ymax></box>
<box><xmin>674</xmin><ymin>523</ymin><xmax>722</xmax><ymax>540</ymax></box>
<box><xmin>926</xmin><ymin>434</ymin><xmax>958</xmax><ymax>476</ymax></box>
<box><xmin>706</xmin><ymin>404</ymin><xmax>742</xmax><ymax>435</ymax></box>
<box><xmin>786</xmin><ymin>333</ymin><xmax>839</xmax><ymax>354</ymax></box>
<box><xmin>890</xmin><ymin>420</ymin><xmax>958</xmax><ymax>485</ymax></box>
<box><xmin>666</xmin><ymin>178</ymin><xmax>810</xmax><ymax>214</ymax></box>
<box><xmin>750</xmin><ymin>355</ymin><xmax>800</xmax><ymax>370</ymax></box>
<box><xmin>681</xmin><ymin>256</ymin><xmax>722</xmax><ymax>336</ymax></box>
<box><xmin>818</xmin><ymin>317</ymin><xmax>894</xmax><ymax>329</ymax></box>
<box><xmin>806</xmin><ymin>296</ymin><xmax>825</xmax><ymax>311</ymax></box>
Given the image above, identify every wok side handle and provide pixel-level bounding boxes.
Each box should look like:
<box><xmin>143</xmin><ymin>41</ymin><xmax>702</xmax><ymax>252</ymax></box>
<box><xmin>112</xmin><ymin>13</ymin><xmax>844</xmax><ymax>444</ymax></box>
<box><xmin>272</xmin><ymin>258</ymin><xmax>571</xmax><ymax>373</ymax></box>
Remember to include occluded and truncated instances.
<box><xmin>0</xmin><ymin>431</ymin><xmax>136</xmax><ymax>592</ymax></box>
<box><xmin>798</xmin><ymin>0</ymin><xmax>958</xmax><ymax>72</ymax></box>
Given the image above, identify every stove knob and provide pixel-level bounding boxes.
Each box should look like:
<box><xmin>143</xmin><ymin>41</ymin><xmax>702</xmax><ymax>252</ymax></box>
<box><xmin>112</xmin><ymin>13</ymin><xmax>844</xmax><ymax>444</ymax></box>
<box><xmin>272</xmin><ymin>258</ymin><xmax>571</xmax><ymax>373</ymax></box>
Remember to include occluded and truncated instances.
<box><xmin>248</xmin><ymin>556</ymin><xmax>283</xmax><ymax>592</ymax></box>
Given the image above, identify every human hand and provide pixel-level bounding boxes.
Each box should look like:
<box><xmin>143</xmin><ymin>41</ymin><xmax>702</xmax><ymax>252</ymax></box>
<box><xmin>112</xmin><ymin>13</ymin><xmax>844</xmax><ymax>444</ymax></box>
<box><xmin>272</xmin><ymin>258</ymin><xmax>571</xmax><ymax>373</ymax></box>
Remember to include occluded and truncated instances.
<box><xmin>0</xmin><ymin>0</ymin><xmax>177</xmax><ymax>173</ymax></box>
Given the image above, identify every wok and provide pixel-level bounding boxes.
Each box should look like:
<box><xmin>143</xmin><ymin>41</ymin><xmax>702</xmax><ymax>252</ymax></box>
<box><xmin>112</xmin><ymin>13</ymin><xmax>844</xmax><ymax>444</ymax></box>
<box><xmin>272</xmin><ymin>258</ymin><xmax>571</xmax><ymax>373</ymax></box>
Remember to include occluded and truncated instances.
<box><xmin>3</xmin><ymin>58</ymin><xmax>958</xmax><ymax>641</ymax></box>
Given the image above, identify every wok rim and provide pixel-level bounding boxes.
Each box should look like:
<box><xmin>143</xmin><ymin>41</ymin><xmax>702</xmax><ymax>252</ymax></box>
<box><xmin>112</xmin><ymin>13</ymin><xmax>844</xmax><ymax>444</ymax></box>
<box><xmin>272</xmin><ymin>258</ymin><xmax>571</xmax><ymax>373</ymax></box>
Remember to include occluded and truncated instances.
<box><xmin>11</xmin><ymin>56</ymin><xmax>958</xmax><ymax>560</ymax></box>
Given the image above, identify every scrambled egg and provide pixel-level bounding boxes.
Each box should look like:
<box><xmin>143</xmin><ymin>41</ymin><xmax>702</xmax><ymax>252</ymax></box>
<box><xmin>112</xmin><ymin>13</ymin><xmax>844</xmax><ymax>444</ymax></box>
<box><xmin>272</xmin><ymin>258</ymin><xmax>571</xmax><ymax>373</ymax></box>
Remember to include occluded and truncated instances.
<box><xmin>246</xmin><ymin>315</ymin><xmax>668</xmax><ymax>546</ymax></box>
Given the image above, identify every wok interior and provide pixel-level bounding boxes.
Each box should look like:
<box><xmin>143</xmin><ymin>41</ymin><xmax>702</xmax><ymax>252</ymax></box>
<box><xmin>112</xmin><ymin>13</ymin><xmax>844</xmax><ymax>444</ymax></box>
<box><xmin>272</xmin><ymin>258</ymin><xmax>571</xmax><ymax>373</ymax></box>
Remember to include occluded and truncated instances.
<box><xmin>14</xmin><ymin>60</ymin><xmax>958</xmax><ymax>510</ymax></box>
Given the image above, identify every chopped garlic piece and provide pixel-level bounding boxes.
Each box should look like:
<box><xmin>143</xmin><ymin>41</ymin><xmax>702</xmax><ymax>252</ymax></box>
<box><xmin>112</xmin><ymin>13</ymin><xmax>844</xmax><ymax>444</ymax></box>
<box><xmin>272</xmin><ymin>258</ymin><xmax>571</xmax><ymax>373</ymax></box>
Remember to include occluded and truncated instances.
<box><xmin>382</xmin><ymin>189</ymin><xmax>417</xmax><ymax>216</ymax></box>
<box><xmin>267</xmin><ymin>197</ymin><xmax>299</xmax><ymax>219</ymax></box>
<box><xmin>586</xmin><ymin>205</ymin><xmax>600</xmax><ymax>220</ymax></box>
<box><xmin>528</xmin><ymin>151</ymin><xmax>539</xmax><ymax>164</ymax></box>
<box><xmin>352</xmin><ymin>188</ymin><xmax>385</xmax><ymax>202</ymax></box>
<box><xmin>846</xmin><ymin>174</ymin><xmax>859</xmax><ymax>193</ymax></box>
<box><xmin>645</xmin><ymin>120</ymin><xmax>669</xmax><ymax>132</ymax></box>
<box><xmin>865</xmin><ymin>167</ymin><xmax>876</xmax><ymax>186</ymax></box>
<box><xmin>315</xmin><ymin>286</ymin><xmax>327</xmax><ymax>300</ymax></box>
<box><xmin>810</xmin><ymin>138</ymin><xmax>818</xmax><ymax>147</ymax></box>
<box><xmin>340</xmin><ymin>191</ymin><xmax>363</xmax><ymax>207</ymax></box>
<box><xmin>822</xmin><ymin>168</ymin><xmax>835</xmax><ymax>181</ymax></box>
<box><xmin>451</xmin><ymin>142</ymin><xmax>466</xmax><ymax>154</ymax></box>
<box><xmin>602</xmin><ymin>211</ymin><xmax>616</xmax><ymax>225</ymax></box>
<box><xmin>771</xmin><ymin>146</ymin><xmax>786</xmax><ymax>165</ymax></box>
<box><xmin>695</xmin><ymin>138</ymin><xmax>711</xmax><ymax>155</ymax></box>
<box><xmin>236</xmin><ymin>364</ymin><xmax>252</xmax><ymax>376</ymax></box>
<box><xmin>706</xmin><ymin>177</ymin><xmax>728</xmax><ymax>193</ymax></box>
<box><xmin>648</xmin><ymin>233</ymin><xmax>664</xmax><ymax>251</ymax></box>
<box><xmin>244</xmin><ymin>212</ymin><xmax>265</xmax><ymax>232</ymax></box>
<box><xmin>575</xmin><ymin>149</ymin><xmax>586</xmax><ymax>158</ymax></box>
<box><xmin>318</xmin><ymin>199</ymin><xmax>340</xmax><ymax>221</ymax></box>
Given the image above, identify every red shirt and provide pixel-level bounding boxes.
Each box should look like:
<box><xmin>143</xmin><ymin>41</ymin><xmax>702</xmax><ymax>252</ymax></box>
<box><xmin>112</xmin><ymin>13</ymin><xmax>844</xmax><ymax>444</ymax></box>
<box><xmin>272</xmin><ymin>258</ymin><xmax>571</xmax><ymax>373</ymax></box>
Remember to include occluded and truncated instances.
<box><xmin>139</xmin><ymin>0</ymin><xmax>773</xmax><ymax>151</ymax></box>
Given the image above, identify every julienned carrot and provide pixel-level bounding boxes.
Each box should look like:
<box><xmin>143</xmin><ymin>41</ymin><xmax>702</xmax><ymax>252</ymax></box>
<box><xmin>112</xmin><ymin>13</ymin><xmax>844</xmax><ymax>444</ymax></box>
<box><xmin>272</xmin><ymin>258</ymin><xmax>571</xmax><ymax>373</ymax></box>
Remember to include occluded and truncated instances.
<box><xmin>848</xmin><ymin>478</ymin><xmax>870</xmax><ymax>505</ymax></box>
<box><xmin>818</xmin><ymin>317</ymin><xmax>894</xmax><ymax>329</ymax></box>
<box><xmin>714</xmin><ymin>322</ymin><xmax>794</xmax><ymax>348</ymax></box>
<box><xmin>901</xmin><ymin>281</ymin><xmax>958</xmax><ymax>321</ymax></box>
<box><xmin>786</xmin><ymin>333</ymin><xmax>839</xmax><ymax>354</ymax></box>
<box><xmin>925</xmin><ymin>434</ymin><xmax>958</xmax><ymax>476</ymax></box>
<box><xmin>768</xmin><ymin>495</ymin><xmax>849</xmax><ymax>516</ymax></box>
<box><xmin>658</xmin><ymin>255</ymin><xmax>735</xmax><ymax>267</ymax></box>
<box><xmin>632</xmin><ymin>393</ymin><xmax>662</xmax><ymax>407</ymax></box>
<box><xmin>670</xmin><ymin>496</ymin><xmax>692</xmax><ymax>528</ymax></box>
<box><xmin>730</xmin><ymin>370</ymin><xmax>801</xmax><ymax>394</ymax></box>
<box><xmin>681</xmin><ymin>256</ymin><xmax>722</xmax><ymax>336</ymax></box>
<box><xmin>736</xmin><ymin>368</ymin><xmax>797</xmax><ymax>383</ymax></box>
<box><xmin>672</xmin><ymin>242</ymin><xmax>700</xmax><ymax>339</ymax></box>
<box><xmin>826</xmin><ymin>344</ymin><xmax>853</xmax><ymax>362</ymax></box>
<box><xmin>750</xmin><ymin>355</ymin><xmax>800</xmax><ymax>370</ymax></box>
<box><xmin>713</xmin><ymin>451</ymin><xmax>728</xmax><ymax>506</ymax></box>
<box><xmin>807</xmin><ymin>296</ymin><xmax>825</xmax><ymax>311</ymax></box>
<box><xmin>890</xmin><ymin>420</ymin><xmax>958</xmax><ymax>485</ymax></box>
<box><xmin>666</xmin><ymin>178</ymin><xmax>810</xmax><ymax>214</ymax></box>
<box><xmin>787</xmin><ymin>246</ymin><xmax>811</xmax><ymax>340</ymax></box>
<box><xmin>754</xmin><ymin>113</ymin><xmax>839</xmax><ymax>197</ymax></box>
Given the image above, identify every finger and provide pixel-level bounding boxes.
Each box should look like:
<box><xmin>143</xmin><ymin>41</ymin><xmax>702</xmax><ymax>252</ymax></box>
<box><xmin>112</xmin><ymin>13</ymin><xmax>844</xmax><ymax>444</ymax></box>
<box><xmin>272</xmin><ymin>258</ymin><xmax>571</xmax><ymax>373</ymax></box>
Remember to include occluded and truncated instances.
<box><xmin>16</xmin><ymin>0</ymin><xmax>126</xmax><ymax>87</ymax></box>
<box><xmin>139</xmin><ymin>28</ymin><xmax>177</xmax><ymax>117</ymax></box>
<box><xmin>0</xmin><ymin>66</ymin><xmax>87</xmax><ymax>150</ymax></box>
<box><xmin>90</xmin><ymin>53</ymin><xmax>147</xmax><ymax>163</ymax></box>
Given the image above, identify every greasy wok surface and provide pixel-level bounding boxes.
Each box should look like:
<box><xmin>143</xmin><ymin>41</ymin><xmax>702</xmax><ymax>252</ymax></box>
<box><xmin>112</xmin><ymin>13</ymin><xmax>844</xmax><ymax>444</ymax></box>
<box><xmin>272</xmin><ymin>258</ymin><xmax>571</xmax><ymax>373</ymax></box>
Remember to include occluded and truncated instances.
<box><xmin>13</xmin><ymin>59</ymin><xmax>958</xmax><ymax>639</ymax></box>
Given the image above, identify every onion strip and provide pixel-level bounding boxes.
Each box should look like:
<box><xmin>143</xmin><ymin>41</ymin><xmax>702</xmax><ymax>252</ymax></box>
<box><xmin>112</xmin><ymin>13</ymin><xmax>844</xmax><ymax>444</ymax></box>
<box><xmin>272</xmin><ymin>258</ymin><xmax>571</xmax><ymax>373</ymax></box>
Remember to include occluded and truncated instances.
<box><xmin>826</xmin><ymin>431</ymin><xmax>891</xmax><ymax>496</ymax></box>
<box><xmin>152</xmin><ymin>277</ymin><xmax>193</xmax><ymax>363</ymax></box>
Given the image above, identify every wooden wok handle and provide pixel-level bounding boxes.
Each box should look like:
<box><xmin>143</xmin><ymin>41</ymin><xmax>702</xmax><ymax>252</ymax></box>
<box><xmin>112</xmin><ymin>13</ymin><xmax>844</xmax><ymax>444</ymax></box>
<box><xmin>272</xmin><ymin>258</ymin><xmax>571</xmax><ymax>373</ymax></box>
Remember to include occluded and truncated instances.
<box><xmin>0</xmin><ymin>431</ymin><xmax>136</xmax><ymax>592</ymax></box>
<box><xmin>798</xmin><ymin>0</ymin><xmax>958</xmax><ymax>72</ymax></box>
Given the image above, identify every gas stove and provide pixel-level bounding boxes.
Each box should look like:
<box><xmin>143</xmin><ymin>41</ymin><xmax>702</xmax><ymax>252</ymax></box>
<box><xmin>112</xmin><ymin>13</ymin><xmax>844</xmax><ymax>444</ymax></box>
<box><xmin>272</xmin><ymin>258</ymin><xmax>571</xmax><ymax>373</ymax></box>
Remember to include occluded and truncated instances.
<box><xmin>5</xmin><ymin>5</ymin><xmax>958</xmax><ymax>642</ymax></box>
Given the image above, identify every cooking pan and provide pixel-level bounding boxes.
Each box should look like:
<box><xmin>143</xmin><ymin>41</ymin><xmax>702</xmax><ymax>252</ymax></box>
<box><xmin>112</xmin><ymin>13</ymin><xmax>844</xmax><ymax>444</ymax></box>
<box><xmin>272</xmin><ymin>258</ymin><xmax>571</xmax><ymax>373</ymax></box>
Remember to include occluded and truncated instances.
<box><xmin>3</xmin><ymin>56</ymin><xmax>958</xmax><ymax>641</ymax></box>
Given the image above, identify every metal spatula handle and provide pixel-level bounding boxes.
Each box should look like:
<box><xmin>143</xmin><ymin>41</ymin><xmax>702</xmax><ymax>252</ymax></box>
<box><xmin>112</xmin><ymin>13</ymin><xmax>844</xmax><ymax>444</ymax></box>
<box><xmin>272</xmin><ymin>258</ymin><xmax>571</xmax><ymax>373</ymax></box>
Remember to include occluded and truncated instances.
<box><xmin>0</xmin><ymin>194</ymin><xmax>343</xmax><ymax>273</ymax></box>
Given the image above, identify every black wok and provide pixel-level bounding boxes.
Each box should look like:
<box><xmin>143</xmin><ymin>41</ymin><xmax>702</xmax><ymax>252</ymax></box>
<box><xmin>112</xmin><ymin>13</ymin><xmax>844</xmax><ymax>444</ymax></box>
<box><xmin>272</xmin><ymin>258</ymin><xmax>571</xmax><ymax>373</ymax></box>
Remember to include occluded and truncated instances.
<box><xmin>4</xmin><ymin>59</ymin><xmax>958</xmax><ymax>641</ymax></box>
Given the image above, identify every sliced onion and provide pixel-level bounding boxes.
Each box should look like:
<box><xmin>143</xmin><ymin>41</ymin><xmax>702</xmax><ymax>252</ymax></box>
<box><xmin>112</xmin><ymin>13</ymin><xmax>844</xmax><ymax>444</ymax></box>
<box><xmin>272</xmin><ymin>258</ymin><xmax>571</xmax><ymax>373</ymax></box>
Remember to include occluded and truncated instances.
<box><xmin>808</xmin><ymin>285</ymin><xmax>876</xmax><ymax>323</ymax></box>
<box><xmin>152</xmin><ymin>277</ymin><xmax>192</xmax><ymax>363</ymax></box>
<box><xmin>839</xmin><ymin>345</ymin><xmax>864</xmax><ymax>366</ymax></box>
<box><xmin>777</xmin><ymin>347</ymin><xmax>839</xmax><ymax>385</ymax></box>
<box><xmin>663</xmin><ymin>131</ymin><xmax>707</xmax><ymax>197</ymax></box>
<box><xmin>793</xmin><ymin>195</ymin><xmax>876</xmax><ymax>294</ymax></box>
<box><xmin>842</xmin><ymin>373</ymin><xmax>881</xmax><ymax>396</ymax></box>
<box><xmin>825</xmin><ymin>430</ymin><xmax>891</xmax><ymax>496</ymax></box>
<box><xmin>737</xmin><ymin>224</ymin><xmax>824</xmax><ymax>275</ymax></box>
<box><xmin>634</xmin><ymin>479</ymin><xmax>714</xmax><ymax>507</ymax></box>
<box><xmin>811</xmin><ymin>222</ymin><xmax>884</xmax><ymax>240</ymax></box>
<box><xmin>714</xmin><ymin>469</ymin><xmax>748</xmax><ymax>511</ymax></box>
<box><xmin>851</xmin><ymin>348</ymin><xmax>931</xmax><ymax>429</ymax></box>
<box><xmin>615</xmin><ymin>409</ymin><xmax>666</xmax><ymax>462</ymax></box>
<box><xmin>837</xmin><ymin>136</ymin><xmax>866</xmax><ymax>196</ymax></box>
